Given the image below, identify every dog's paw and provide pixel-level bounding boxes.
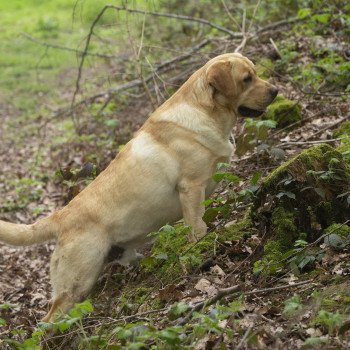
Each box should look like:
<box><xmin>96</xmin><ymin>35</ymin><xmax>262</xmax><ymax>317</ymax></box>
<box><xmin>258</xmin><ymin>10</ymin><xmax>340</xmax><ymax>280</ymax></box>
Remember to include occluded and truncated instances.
<box><xmin>187</xmin><ymin>221</ymin><xmax>207</xmax><ymax>242</ymax></box>
<box><xmin>118</xmin><ymin>249</ymin><xmax>144</xmax><ymax>266</ymax></box>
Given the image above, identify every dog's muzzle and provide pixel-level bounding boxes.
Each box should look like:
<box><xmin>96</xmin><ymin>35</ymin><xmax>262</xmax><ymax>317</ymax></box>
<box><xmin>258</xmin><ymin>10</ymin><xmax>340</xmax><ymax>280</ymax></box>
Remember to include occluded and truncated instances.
<box><xmin>238</xmin><ymin>106</ymin><xmax>265</xmax><ymax>118</ymax></box>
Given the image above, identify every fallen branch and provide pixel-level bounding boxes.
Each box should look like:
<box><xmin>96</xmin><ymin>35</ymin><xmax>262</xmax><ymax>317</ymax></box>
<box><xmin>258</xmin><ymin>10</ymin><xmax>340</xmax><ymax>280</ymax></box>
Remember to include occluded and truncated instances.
<box><xmin>179</xmin><ymin>284</ymin><xmax>241</xmax><ymax>325</ymax></box>
<box><xmin>179</xmin><ymin>279</ymin><xmax>312</xmax><ymax>325</ymax></box>
<box><xmin>277</xmin><ymin>137</ymin><xmax>346</xmax><ymax>148</ymax></box>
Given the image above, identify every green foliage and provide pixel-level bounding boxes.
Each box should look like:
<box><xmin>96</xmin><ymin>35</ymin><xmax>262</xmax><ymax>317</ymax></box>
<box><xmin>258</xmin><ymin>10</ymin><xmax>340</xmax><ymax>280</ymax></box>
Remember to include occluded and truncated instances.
<box><xmin>236</xmin><ymin>118</ymin><xmax>277</xmax><ymax>156</ymax></box>
<box><xmin>283</xmin><ymin>294</ymin><xmax>303</xmax><ymax>317</ymax></box>
<box><xmin>325</xmin><ymin>223</ymin><xmax>350</xmax><ymax>238</ymax></box>
<box><xmin>333</xmin><ymin>121</ymin><xmax>350</xmax><ymax>138</ymax></box>
<box><xmin>313</xmin><ymin>310</ymin><xmax>344</xmax><ymax>335</ymax></box>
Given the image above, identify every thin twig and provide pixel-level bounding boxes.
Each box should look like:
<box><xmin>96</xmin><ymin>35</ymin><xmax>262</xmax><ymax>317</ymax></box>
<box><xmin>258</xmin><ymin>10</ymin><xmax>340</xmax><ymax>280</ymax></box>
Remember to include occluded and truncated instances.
<box><xmin>49</xmin><ymin>39</ymin><xmax>210</xmax><ymax>121</ymax></box>
<box><xmin>256</xmin><ymin>16</ymin><xmax>305</xmax><ymax>33</ymax></box>
<box><xmin>71</xmin><ymin>5</ymin><xmax>112</xmax><ymax>130</ymax></box>
<box><xmin>277</xmin><ymin>137</ymin><xmax>346</xmax><ymax>148</ymax></box>
<box><xmin>236</xmin><ymin>326</ymin><xmax>253</xmax><ymax>350</ymax></box>
<box><xmin>21</xmin><ymin>33</ymin><xmax>126</xmax><ymax>60</ymax></box>
<box><xmin>269</xmin><ymin>37</ymin><xmax>282</xmax><ymax>59</ymax></box>
<box><xmin>220</xmin><ymin>0</ymin><xmax>242</xmax><ymax>31</ymax></box>
<box><xmin>302</xmin><ymin>115</ymin><xmax>350</xmax><ymax>141</ymax></box>
<box><xmin>107</xmin><ymin>5</ymin><xmax>242</xmax><ymax>38</ymax></box>
<box><xmin>179</xmin><ymin>279</ymin><xmax>312</xmax><ymax>326</ymax></box>
<box><xmin>179</xmin><ymin>284</ymin><xmax>241</xmax><ymax>325</ymax></box>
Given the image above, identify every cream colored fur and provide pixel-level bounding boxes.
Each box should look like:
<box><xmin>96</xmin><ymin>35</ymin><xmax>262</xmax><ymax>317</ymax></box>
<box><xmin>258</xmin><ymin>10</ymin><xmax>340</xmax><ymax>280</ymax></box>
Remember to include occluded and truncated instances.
<box><xmin>0</xmin><ymin>53</ymin><xmax>277</xmax><ymax>322</ymax></box>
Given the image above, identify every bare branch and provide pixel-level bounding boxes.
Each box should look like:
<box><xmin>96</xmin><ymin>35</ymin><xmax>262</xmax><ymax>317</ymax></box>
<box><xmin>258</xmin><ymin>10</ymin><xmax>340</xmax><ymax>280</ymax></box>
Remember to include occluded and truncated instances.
<box><xmin>21</xmin><ymin>33</ymin><xmax>128</xmax><ymax>60</ymax></box>
<box><xmin>179</xmin><ymin>279</ymin><xmax>312</xmax><ymax>325</ymax></box>
<box><xmin>106</xmin><ymin>5</ymin><xmax>242</xmax><ymax>38</ymax></box>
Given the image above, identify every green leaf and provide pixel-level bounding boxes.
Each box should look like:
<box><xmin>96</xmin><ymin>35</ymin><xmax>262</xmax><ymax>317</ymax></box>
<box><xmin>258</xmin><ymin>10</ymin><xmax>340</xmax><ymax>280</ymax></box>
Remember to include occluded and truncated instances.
<box><xmin>0</xmin><ymin>317</ymin><xmax>6</xmax><ymax>325</ymax></box>
<box><xmin>127</xmin><ymin>342</ymin><xmax>146</xmax><ymax>350</ymax></box>
<box><xmin>69</xmin><ymin>299</ymin><xmax>93</xmax><ymax>318</ymax></box>
<box><xmin>312</xmin><ymin>13</ymin><xmax>330</xmax><ymax>24</ymax></box>
<box><xmin>256</xmin><ymin>119</ymin><xmax>277</xmax><ymax>129</ymax></box>
<box><xmin>159</xmin><ymin>224</ymin><xmax>176</xmax><ymax>235</ymax></box>
<box><xmin>140</xmin><ymin>256</ymin><xmax>158</xmax><ymax>268</ymax></box>
<box><xmin>283</xmin><ymin>294</ymin><xmax>302</xmax><ymax>317</ymax></box>
<box><xmin>324</xmin><ymin>233</ymin><xmax>346</xmax><ymax>251</ymax></box>
<box><xmin>104</xmin><ymin>119</ymin><xmax>119</xmax><ymax>127</ymax></box>
<box><xmin>212</xmin><ymin>172</ymin><xmax>241</xmax><ymax>183</ymax></box>
<box><xmin>298</xmin><ymin>8</ymin><xmax>311</xmax><ymax>19</ymax></box>
<box><xmin>298</xmin><ymin>255</ymin><xmax>315</xmax><ymax>270</ymax></box>
<box><xmin>314</xmin><ymin>187</ymin><xmax>326</xmax><ymax>199</ymax></box>
<box><xmin>154</xmin><ymin>253</ymin><xmax>168</xmax><ymax>260</ymax></box>
<box><xmin>203</xmin><ymin>207</ymin><xmax>219</xmax><ymax>224</ymax></box>
<box><xmin>294</xmin><ymin>239</ymin><xmax>308</xmax><ymax>248</ymax></box>
<box><xmin>251</xmin><ymin>171</ymin><xmax>261</xmax><ymax>185</ymax></box>
<box><xmin>0</xmin><ymin>302</ymin><xmax>18</xmax><ymax>310</ymax></box>
<box><xmin>168</xmin><ymin>302</ymin><xmax>190</xmax><ymax>320</ymax></box>
<box><xmin>276</xmin><ymin>191</ymin><xmax>296</xmax><ymax>200</ymax></box>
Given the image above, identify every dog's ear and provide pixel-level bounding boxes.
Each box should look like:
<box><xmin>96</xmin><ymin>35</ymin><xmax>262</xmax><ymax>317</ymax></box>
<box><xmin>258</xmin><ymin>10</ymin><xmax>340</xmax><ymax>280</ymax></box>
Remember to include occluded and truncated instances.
<box><xmin>206</xmin><ymin>60</ymin><xmax>235</xmax><ymax>97</ymax></box>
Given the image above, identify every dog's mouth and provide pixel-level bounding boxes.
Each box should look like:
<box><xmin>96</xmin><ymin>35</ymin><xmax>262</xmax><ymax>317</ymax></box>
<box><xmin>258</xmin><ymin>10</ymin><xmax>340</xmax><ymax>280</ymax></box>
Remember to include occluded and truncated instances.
<box><xmin>238</xmin><ymin>106</ymin><xmax>265</xmax><ymax>118</ymax></box>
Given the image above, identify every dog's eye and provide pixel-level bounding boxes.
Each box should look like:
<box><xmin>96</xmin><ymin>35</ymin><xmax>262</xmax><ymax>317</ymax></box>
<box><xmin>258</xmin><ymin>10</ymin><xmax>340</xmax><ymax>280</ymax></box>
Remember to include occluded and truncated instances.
<box><xmin>243</xmin><ymin>75</ymin><xmax>252</xmax><ymax>83</ymax></box>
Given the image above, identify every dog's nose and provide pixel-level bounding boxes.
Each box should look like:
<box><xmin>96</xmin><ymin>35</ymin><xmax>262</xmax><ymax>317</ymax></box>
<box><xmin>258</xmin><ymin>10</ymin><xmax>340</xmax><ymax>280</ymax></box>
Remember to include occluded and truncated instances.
<box><xmin>269</xmin><ymin>87</ymin><xmax>278</xmax><ymax>100</ymax></box>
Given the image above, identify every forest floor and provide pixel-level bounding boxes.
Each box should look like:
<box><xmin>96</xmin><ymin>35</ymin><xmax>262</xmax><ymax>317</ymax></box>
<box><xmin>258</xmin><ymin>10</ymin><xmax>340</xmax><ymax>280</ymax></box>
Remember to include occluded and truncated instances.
<box><xmin>1</xmin><ymin>1</ymin><xmax>350</xmax><ymax>349</ymax></box>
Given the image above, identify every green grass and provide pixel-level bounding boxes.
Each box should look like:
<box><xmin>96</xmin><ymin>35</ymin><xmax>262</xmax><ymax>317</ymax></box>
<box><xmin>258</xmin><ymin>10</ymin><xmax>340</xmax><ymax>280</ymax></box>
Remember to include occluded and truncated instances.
<box><xmin>0</xmin><ymin>0</ymin><xmax>153</xmax><ymax>118</ymax></box>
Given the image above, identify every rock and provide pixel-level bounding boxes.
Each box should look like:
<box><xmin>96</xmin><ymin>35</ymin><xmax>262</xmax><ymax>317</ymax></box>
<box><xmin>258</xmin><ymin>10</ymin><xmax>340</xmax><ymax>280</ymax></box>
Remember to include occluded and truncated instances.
<box><xmin>264</xmin><ymin>95</ymin><xmax>302</xmax><ymax>128</ymax></box>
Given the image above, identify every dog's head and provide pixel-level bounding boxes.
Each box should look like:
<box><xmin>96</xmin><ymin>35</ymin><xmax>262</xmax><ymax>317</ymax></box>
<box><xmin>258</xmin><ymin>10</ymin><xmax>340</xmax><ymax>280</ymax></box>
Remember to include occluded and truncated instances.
<box><xmin>205</xmin><ymin>53</ymin><xmax>278</xmax><ymax>117</ymax></box>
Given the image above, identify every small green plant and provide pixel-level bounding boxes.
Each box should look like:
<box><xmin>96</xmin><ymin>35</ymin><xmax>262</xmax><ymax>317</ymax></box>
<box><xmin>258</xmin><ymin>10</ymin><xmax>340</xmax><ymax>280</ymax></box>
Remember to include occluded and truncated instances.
<box><xmin>313</xmin><ymin>310</ymin><xmax>344</xmax><ymax>335</ymax></box>
<box><xmin>235</xmin><ymin>118</ymin><xmax>277</xmax><ymax>157</ymax></box>
<box><xmin>283</xmin><ymin>294</ymin><xmax>303</xmax><ymax>317</ymax></box>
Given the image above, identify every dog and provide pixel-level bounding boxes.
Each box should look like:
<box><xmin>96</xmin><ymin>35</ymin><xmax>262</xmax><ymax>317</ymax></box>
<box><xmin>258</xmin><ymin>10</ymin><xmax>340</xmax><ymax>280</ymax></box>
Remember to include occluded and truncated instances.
<box><xmin>0</xmin><ymin>53</ymin><xmax>278</xmax><ymax>322</ymax></box>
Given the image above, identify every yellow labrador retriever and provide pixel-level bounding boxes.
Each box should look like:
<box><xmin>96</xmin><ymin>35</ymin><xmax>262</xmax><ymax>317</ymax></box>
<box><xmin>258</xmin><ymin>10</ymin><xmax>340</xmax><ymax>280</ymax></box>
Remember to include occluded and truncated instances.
<box><xmin>0</xmin><ymin>53</ymin><xmax>277</xmax><ymax>322</ymax></box>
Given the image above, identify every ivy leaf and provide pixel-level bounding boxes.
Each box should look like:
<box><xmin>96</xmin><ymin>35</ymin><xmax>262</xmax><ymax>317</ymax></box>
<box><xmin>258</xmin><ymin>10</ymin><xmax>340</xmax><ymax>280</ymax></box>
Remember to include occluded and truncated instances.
<box><xmin>276</xmin><ymin>191</ymin><xmax>296</xmax><ymax>200</ymax></box>
<box><xmin>324</xmin><ymin>233</ymin><xmax>346</xmax><ymax>251</ymax></box>
<box><xmin>298</xmin><ymin>255</ymin><xmax>315</xmax><ymax>270</ymax></box>
<box><xmin>314</xmin><ymin>187</ymin><xmax>326</xmax><ymax>199</ymax></box>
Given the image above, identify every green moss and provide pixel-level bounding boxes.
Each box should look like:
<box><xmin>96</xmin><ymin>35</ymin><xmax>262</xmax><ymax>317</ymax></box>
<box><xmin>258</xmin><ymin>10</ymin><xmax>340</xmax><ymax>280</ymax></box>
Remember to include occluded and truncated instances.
<box><xmin>145</xmin><ymin>212</ymin><xmax>254</xmax><ymax>280</ymax></box>
<box><xmin>271</xmin><ymin>207</ymin><xmax>298</xmax><ymax>249</ymax></box>
<box><xmin>252</xmin><ymin>144</ymin><xmax>350</xmax><ymax>275</ymax></box>
<box><xmin>325</xmin><ymin>223</ymin><xmax>350</xmax><ymax>238</ymax></box>
<box><xmin>333</xmin><ymin>120</ymin><xmax>350</xmax><ymax>137</ymax></box>
<box><xmin>253</xmin><ymin>239</ymin><xmax>285</xmax><ymax>275</ymax></box>
<box><xmin>265</xmin><ymin>95</ymin><xmax>302</xmax><ymax>128</ymax></box>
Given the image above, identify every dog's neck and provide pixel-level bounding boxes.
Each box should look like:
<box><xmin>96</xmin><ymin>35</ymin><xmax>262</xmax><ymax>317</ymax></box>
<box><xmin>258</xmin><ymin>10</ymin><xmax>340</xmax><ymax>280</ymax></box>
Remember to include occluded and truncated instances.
<box><xmin>156</xmin><ymin>69</ymin><xmax>237</xmax><ymax>141</ymax></box>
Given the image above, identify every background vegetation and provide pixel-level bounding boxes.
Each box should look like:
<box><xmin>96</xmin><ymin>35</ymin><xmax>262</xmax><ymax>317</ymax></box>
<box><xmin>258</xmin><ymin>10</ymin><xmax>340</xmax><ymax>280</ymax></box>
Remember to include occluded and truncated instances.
<box><xmin>0</xmin><ymin>0</ymin><xmax>349</xmax><ymax>349</ymax></box>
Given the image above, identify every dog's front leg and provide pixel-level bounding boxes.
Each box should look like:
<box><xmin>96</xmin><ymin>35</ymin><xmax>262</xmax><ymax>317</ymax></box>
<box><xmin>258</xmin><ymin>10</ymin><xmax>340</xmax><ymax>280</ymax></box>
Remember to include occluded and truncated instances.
<box><xmin>178</xmin><ymin>179</ymin><xmax>207</xmax><ymax>242</ymax></box>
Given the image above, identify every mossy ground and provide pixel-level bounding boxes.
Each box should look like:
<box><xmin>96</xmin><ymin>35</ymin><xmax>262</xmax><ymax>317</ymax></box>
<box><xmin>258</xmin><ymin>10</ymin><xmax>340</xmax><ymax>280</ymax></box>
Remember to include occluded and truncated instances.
<box><xmin>333</xmin><ymin>120</ymin><xmax>350</xmax><ymax>137</ymax></box>
<box><xmin>141</xmin><ymin>213</ymin><xmax>254</xmax><ymax>280</ymax></box>
<box><xmin>265</xmin><ymin>95</ymin><xmax>302</xmax><ymax>128</ymax></box>
<box><xmin>251</xmin><ymin>144</ymin><xmax>350</xmax><ymax>274</ymax></box>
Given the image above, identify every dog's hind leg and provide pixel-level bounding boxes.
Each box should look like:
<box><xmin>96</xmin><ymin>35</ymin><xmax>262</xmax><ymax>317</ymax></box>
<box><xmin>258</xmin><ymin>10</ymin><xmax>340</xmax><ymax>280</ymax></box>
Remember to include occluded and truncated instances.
<box><xmin>43</xmin><ymin>235</ymin><xmax>110</xmax><ymax>322</ymax></box>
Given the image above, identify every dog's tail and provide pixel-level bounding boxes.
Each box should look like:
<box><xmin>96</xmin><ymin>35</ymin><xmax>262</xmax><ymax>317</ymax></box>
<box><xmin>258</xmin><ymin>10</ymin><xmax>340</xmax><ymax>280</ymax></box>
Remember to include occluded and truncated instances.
<box><xmin>0</xmin><ymin>216</ymin><xmax>57</xmax><ymax>246</ymax></box>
